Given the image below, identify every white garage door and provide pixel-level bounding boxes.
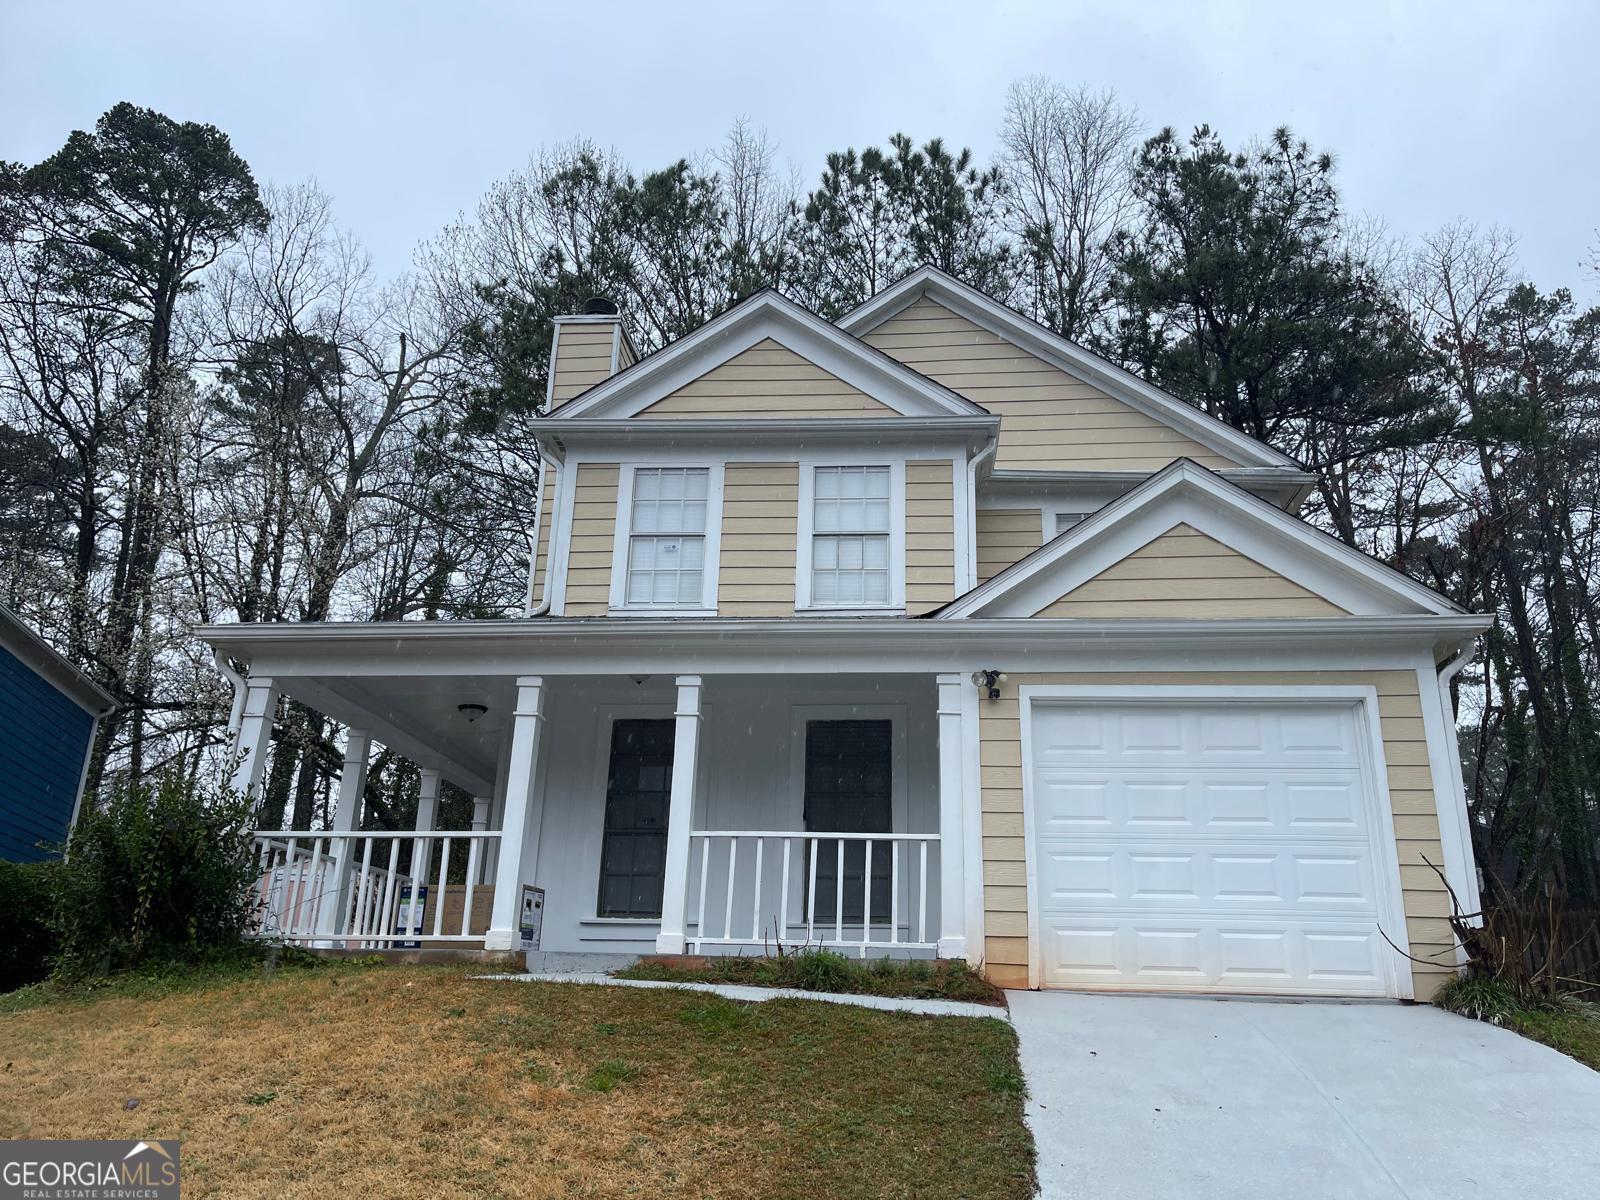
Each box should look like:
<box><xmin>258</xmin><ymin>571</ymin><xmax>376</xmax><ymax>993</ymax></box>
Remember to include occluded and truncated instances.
<box><xmin>1028</xmin><ymin>698</ymin><xmax>1401</xmax><ymax>997</ymax></box>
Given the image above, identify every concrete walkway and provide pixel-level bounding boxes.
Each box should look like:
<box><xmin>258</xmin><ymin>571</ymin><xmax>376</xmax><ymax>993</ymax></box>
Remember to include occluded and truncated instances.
<box><xmin>1009</xmin><ymin>990</ymin><xmax>1600</xmax><ymax>1199</ymax></box>
<box><xmin>479</xmin><ymin>971</ymin><xmax>1009</xmax><ymax>1019</ymax></box>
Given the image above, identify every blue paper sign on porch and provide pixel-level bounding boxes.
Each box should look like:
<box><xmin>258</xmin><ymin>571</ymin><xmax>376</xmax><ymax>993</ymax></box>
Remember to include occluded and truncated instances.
<box><xmin>394</xmin><ymin>884</ymin><xmax>428</xmax><ymax>948</ymax></box>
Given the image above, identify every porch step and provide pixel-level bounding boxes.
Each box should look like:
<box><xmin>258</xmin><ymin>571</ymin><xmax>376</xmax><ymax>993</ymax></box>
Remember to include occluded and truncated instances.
<box><xmin>524</xmin><ymin>950</ymin><xmax>641</xmax><ymax>975</ymax></box>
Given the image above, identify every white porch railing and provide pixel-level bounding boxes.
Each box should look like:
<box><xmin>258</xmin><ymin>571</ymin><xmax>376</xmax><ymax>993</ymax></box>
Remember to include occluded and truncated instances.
<box><xmin>250</xmin><ymin>830</ymin><xmax>499</xmax><ymax>947</ymax></box>
<box><xmin>687</xmin><ymin>831</ymin><xmax>940</xmax><ymax>955</ymax></box>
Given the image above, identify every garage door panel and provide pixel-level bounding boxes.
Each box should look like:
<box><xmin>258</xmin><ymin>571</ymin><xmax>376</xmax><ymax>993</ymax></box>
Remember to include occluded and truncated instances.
<box><xmin>1034</xmin><ymin>705</ymin><xmax>1365</xmax><ymax>769</ymax></box>
<box><xmin>1038</xmin><ymin>841</ymin><xmax>1380</xmax><ymax>916</ymax></box>
<box><xmin>1040</xmin><ymin>917</ymin><xmax>1389</xmax><ymax>996</ymax></box>
<box><xmin>1035</xmin><ymin>770</ymin><xmax>1368</xmax><ymax>837</ymax></box>
<box><xmin>1029</xmin><ymin>699</ymin><xmax>1401</xmax><ymax>997</ymax></box>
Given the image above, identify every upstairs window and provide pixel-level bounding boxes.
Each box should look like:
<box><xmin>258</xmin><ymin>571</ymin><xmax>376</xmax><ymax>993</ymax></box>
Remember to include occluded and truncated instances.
<box><xmin>811</xmin><ymin>465</ymin><xmax>891</xmax><ymax>607</ymax></box>
<box><xmin>624</xmin><ymin>467</ymin><xmax>709</xmax><ymax>607</ymax></box>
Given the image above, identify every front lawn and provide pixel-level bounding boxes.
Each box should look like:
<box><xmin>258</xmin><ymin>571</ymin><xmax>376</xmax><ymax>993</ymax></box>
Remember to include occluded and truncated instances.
<box><xmin>0</xmin><ymin>961</ymin><xmax>1034</xmax><ymax>1199</ymax></box>
<box><xmin>1509</xmin><ymin>1000</ymin><xmax>1600</xmax><ymax>1071</ymax></box>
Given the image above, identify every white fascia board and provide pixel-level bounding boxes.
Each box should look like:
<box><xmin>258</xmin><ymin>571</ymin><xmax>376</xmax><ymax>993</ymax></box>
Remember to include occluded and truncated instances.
<box><xmin>531</xmin><ymin>416</ymin><xmax>997</xmax><ymax>460</ymax></box>
<box><xmin>838</xmin><ymin>266</ymin><xmax>1300</xmax><ymax>471</ymax></box>
<box><xmin>941</xmin><ymin>460</ymin><xmax>1467</xmax><ymax>620</ymax></box>
<box><xmin>549</xmin><ymin>290</ymin><xmax>985</xmax><ymax>421</ymax></box>
<box><xmin>981</xmin><ymin>467</ymin><xmax>1314</xmax><ymax>513</ymax></box>
<box><xmin>194</xmin><ymin>613</ymin><xmax>1491</xmax><ymax>679</ymax></box>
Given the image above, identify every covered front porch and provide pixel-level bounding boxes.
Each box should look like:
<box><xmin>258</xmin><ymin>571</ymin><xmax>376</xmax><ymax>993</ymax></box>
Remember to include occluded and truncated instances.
<box><xmin>227</xmin><ymin>655</ymin><xmax>976</xmax><ymax>963</ymax></box>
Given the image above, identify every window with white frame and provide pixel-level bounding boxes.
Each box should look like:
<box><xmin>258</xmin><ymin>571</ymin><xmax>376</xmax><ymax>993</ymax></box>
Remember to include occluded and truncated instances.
<box><xmin>623</xmin><ymin>467</ymin><xmax>709</xmax><ymax>607</ymax></box>
<box><xmin>811</xmin><ymin>465</ymin><xmax>891</xmax><ymax>607</ymax></box>
<box><xmin>1054</xmin><ymin>511</ymin><xmax>1089</xmax><ymax>535</ymax></box>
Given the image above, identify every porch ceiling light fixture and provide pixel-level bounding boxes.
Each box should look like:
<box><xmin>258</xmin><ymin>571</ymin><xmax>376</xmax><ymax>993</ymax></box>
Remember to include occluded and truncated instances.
<box><xmin>971</xmin><ymin>669</ymin><xmax>1007</xmax><ymax>701</ymax></box>
<box><xmin>456</xmin><ymin>702</ymin><xmax>489</xmax><ymax>723</ymax></box>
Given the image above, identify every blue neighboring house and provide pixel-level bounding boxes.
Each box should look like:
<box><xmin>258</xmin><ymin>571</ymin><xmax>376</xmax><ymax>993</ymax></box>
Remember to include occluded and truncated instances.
<box><xmin>0</xmin><ymin>604</ymin><xmax>115</xmax><ymax>862</ymax></box>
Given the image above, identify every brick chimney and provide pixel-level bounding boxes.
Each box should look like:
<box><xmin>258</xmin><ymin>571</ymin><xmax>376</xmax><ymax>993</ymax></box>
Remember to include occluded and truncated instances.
<box><xmin>546</xmin><ymin>297</ymin><xmax>638</xmax><ymax>410</ymax></box>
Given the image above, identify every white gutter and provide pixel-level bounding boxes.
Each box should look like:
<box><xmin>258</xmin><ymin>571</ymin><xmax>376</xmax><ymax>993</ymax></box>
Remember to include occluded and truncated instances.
<box><xmin>213</xmin><ymin>649</ymin><xmax>247</xmax><ymax>737</ymax></box>
<box><xmin>1434</xmin><ymin>638</ymin><xmax>1484</xmax><ymax>923</ymax></box>
<box><xmin>966</xmin><ymin>434</ymin><xmax>999</xmax><ymax>591</ymax></box>
<box><xmin>524</xmin><ymin>440</ymin><xmax>557</xmax><ymax>617</ymax></box>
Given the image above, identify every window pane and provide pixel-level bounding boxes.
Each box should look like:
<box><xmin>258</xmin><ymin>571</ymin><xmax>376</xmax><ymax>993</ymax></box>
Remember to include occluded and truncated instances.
<box><xmin>625</xmin><ymin>469</ymin><xmax>710</xmax><ymax>607</ymax></box>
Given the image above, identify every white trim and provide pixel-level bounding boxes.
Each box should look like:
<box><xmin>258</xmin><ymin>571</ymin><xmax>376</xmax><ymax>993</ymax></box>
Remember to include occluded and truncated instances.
<box><xmin>935</xmin><ymin>674</ymin><xmax>968</xmax><ymax>959</ymax></box>
<box><xmin>1416</xmin><ymin>661</ymin><xmax>1483</xmax><ymax>940</ymax></box>
<box><xmin>941</xmin><ymin>460</ymin><xmax>1465</xmax><ymax>620</ymax></box>
<box><xmin>549</xmin><ymin>291</ymin><xmax>986</xmax><ymax>421</ymax></box>
<box><xmin>202</xmin><ymin>615</ymin><xmax>1493</xmax><ymax>684</ymax></box>
<box><xmin>65</xmin><ymin>712</ymin><xmax>100</xmax><ymax>840</ymax></box>
<box><xmin>609</xmin><ymin>325</ymin><xmax>622</xmax><ymax>375</ymax></box>
<box><xmin>606</xmin><ymin>463</ymin><xmax>726</xmax><ymax>616</ymax></box>
<box><xmin>1016</xmin><ymin>683</ymin><xmax>1414</xmax><ymax>998</ymax></box>
<box><xmin>532</xmin><ymin>417</ymin><xmax>996</xmax><ymax>455</ymax></box>
<box><xmin>795</xmin><ymin>458</ymin><xmax>907</xmax><ymax>613</ymax></box>
<box><xmin>544</xmin><ymin>321</ymin><xmax>561</xmax><ymax>410</ymax></box>
<box><xmin>949</xmin><ymin>452</ymin><xmax>974</xmax><ymax>596</ymax></box>
<box><xmin>838</xmin><ymin>265</ymin><xmax>1298</xmax><ymax>470</ymax></box>
<box><xmin>657</xmin><ymin>675</ymin><xmax>704</xmax><ymax>952</ymax></box>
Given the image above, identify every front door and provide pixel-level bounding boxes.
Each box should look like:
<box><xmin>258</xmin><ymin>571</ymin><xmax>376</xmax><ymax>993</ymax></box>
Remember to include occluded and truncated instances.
<box><xmin>804</xmin><ymin>719</ymin><xmax>892</xmax><ymax>926</ymax></box>
<box><xmin>596</xmin><ymin>718</ymin><xmax>676</xmax><ymax>919</ymax></box>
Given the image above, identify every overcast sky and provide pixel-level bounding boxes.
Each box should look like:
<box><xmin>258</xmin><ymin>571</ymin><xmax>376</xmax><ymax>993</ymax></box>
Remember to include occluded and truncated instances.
<box><xmin>3</xmin><ymin>1</ymin><xmax>1596</xmax><ymax>296</ymax></box>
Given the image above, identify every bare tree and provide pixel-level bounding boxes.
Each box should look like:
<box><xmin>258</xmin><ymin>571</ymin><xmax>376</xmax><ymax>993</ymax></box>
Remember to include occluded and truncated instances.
<box><xmin>999</xmin><ymin>76</ymin><xmax>1141</xmax><ymax>340</ymax></box>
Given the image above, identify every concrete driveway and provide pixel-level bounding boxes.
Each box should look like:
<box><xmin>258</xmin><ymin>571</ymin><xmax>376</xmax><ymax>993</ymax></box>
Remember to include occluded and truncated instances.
<box><xmin>1008</xmin><ymin>991</ymin><xmax>1600</xmax><ymax>1199</ymax></box>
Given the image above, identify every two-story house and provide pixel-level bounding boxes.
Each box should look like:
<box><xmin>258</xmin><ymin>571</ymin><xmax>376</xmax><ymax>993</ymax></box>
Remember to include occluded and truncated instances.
<box><xmin>199</xmin><ymin>267</ymin><xmax>1488</xmax><ymax>999</ymax></box>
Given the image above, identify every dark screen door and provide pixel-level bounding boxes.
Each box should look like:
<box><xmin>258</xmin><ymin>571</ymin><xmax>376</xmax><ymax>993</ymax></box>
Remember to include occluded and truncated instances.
<box><xmin>596</xmin><ymin>718</ymin><xmax>676</xmax><ymax>918</ymax></box>
<box><xmin>804</xmin><ymin>719</ymin><xmax>892</xmax><ymax>925</ymax></box>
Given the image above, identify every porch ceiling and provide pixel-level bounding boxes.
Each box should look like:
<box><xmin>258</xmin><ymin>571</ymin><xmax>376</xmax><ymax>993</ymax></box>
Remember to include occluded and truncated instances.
<box><xmin>277</xmin><ymin>673</ymin><xmax>519</xmax><ymax>795</ymax></box>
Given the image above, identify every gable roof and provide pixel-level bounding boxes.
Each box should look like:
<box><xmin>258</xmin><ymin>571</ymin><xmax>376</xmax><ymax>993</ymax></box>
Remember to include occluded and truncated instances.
<box><xmin>839</xmin><ymin>266</ymin><xmax>1300</xmax><ymax>472</ymax></box>
<box><xmin>0</xmin><ymin>603</ymin><xmax>115</xmax><ymax>715</ymax></box>
<box><xmin>937</xmin><ymin>459</ymin><xmax>1464</xmax><ymax>620</ymax></box>
<box><xmin>548</xmin><ymin>289</ymin><xmax>989</xmax><ymax>421</ymax></box>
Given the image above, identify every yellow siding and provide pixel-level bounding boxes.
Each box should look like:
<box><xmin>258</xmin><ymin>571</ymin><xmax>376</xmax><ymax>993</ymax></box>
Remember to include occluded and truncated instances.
<box><xmin>976</xmin><ymin>508</ymin><xmax>1043</xmax><ymax>584</ymax></box>
<box><xmin>977</xmin><ymin>670</ymin><xmax>1452</xmax><ymax>1000</ymax></box>
<box><xmin>549</xmin><ymin>324</ymin><xmax>617</xmax><ymax>408</ymax></box>
<box><xmin>863</xmin><ymin>297</ymin><xmax>1239</xmax><ymax>471</ymax></box>
<box><xmin>562</xmin><ymin>463</ymin><xmax>619</xmax><ymax>615</ymax></box>
<box><xmin>719</xmin><ymin>463</ymin><xmax>799</xmax><ymax>616</ymax></box>
<box><xmin>640</xmin><ymin>339</ymin><xmax>896</xmax><ymax>418</ymax></box>
<box><xmin>905</xmin><ymin>460</ymin><xmax>956</xmax><ymax>614</ymax></box>
<box><xmin>1033</xmin><ymin>524</ymin><xmax>1348</xmax><ymax>619</ymax></box>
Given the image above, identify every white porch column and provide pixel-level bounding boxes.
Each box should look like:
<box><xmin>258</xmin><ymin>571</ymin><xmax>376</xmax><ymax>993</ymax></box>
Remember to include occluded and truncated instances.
<box><xmin>472</xmin><ymin>795</ymin><xmax>492</xmax><ymax>883</ymax></box>
<box><xmin>485</xmin><ymin>676</ymin><xmax>546</xmax><ymax>951</ymax></box>
<box><xmin>655</xmin><ymin>675</ymin><xmax>703</xmax><ymax>955</ymax></box>
<box><xmin>936</xmin><ymin>673</ymin><xmax>970</xmax><ymax>960</ymax></box>
<box><xmin>317</xmin><ymin>728</ymin><xmax>370</xmax><ymax>939</ymax></box>
<box><xmin>411</xmin><ymin>767</ymin><xmax>441</xmax><ymax>897</ymax></box>
<box><xmin>229</xmin><ymin>675</ymin><xmax>278</xmax><ymax>803</ymax></box>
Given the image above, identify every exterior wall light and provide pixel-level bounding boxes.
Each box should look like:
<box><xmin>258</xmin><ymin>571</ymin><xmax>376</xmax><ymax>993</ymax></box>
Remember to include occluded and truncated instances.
<box><xmin>457</xmin><ymin>702</ymin><xmax>489</xmax><ymax>723</ymax></box>
<box><xmin>971</xmin><ymin>669</ymin><xmax>1007</xmax><ymax>700</ymax></box>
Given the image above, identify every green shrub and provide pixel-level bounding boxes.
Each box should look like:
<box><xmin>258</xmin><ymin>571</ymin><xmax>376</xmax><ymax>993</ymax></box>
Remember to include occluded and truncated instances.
<box><xmin>52</xmin><ymin>772</ymin><xmax>260</xmax><ymax>977</ymax></box>
<box><xmin>1434</xmin><ymin>974</ymin><xmax>1522</xmax><ymax>1024</ymax></box>
<box><xmin>788</xmin><ymin>949</ymin><xmax>855</xmax><ymax>992</ymax></box>
<box><xmin>0</xmin><ymin>859</ymin><xmax>60</xmax><ymax>992</ymax></box>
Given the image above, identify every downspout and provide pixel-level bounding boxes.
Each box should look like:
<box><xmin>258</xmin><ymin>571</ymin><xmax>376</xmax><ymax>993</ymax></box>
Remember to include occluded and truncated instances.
<box><xmin>965</xmin><ymin>434</ymin><xmax>999</xmax><ymax>593</ymax></box>
<box><xmin>524</xmin><ymin>439</ymin><xmax>558</xmax><ymax>617</ymax></box>
<box><xmin>214</xmin><ymin>649</ymin><xmax>247</xmax><ymax>738</ymax></box>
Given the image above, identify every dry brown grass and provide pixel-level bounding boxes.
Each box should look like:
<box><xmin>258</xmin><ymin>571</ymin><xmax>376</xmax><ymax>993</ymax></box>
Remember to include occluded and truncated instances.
<box><xmin>0</xmin><ymin>962</ymin><xmax>1034</xmax><ymax>1198</ymax></box>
